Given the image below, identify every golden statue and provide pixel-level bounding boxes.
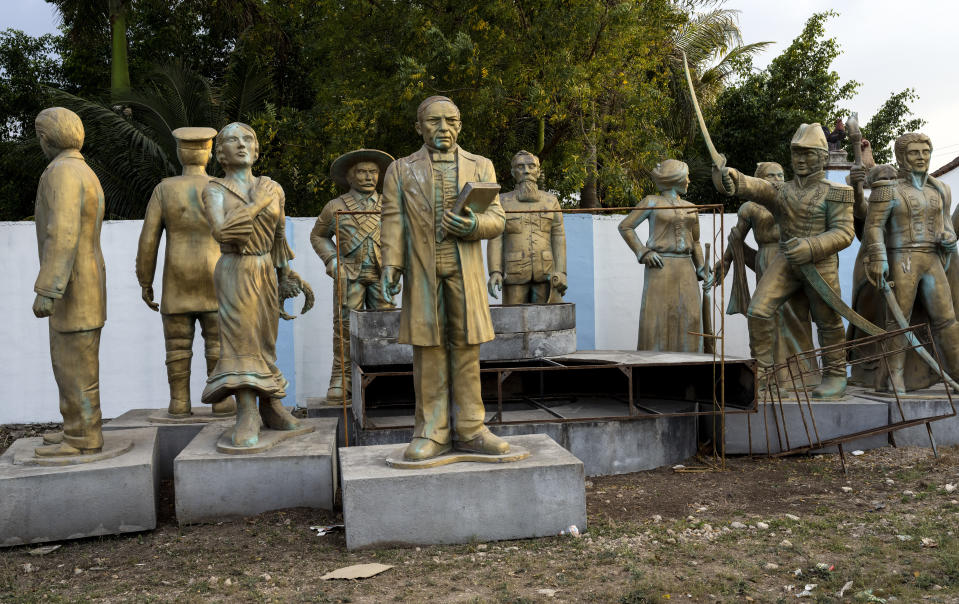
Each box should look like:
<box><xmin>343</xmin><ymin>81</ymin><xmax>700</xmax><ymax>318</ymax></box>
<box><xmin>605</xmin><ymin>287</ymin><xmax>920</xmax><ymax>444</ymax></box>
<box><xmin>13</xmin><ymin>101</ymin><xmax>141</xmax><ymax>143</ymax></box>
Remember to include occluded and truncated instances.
<box><xmin>858</xmin><ymin>133</ymin><xmax>959</xmax><ymax>393</ymax></box>
<box><xmin>310</xmin><ymin>149</ymin><xmax>396</xmax><ymax>404</ymax></box>
<box><xmin>380</xmin><ymin>96</ymin><xmax>510</xmax><ymax>461</ymax></box>
<box><xmin>136</xmin><ymin>126</ymin><xmax>236</xmax><ymax>418</ymax></box>
<box><xmin>619</xmin><ymin>159</ymin><xmax>709</xmax><ymax>352</ymax></box>
<box><xmin>487</xmin><ymin>151</ymin><xmax>567</xmax><ymax>304</ymax></box>
<box><xmin>200</xmin><ymin>122</ymin><xmax>312</xmax><ymax>447</ymax></box>
<box><xmin>715</xmin><ymin>162</ymin><xmax>815</xmax><ymax>379</ymax></box>
<box><xmin>31</xmin><ymin>107</ymin><xmax>107</xmax><ymax>456</ymax></box>
<box><xmin>715</xmin><ymin>124</ymin><xmax>855</xmax><ymax>398</ymax></box>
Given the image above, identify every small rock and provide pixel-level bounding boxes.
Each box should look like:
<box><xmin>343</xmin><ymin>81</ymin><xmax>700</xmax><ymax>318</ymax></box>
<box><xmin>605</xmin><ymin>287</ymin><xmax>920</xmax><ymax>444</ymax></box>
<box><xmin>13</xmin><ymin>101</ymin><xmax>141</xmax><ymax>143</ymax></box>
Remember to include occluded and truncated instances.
<box><xmin>902</xmin><ymin>490</ymin><xmax>916</xmax><ymax>496</ymax></box>
<box><xmin>476</xmin><ymin>544</ymin><xmax>487</xmax><ymax>550</ymax></box>
<box><xmin>896</xmin><ymin>534</ymin><xmax>912</xmax><ymax>541</ymax></box>
<box><xmin>224</xmin><ymin>578</ymin><xmax>233</xmax><ymax>586</ymax></box>
<box><xmin>584</xmin><ymin>480</ymin><xmax>594</xmax><ymax>488</ymax></box>
<box><xmin>22</xmin><ymin>563</ymin><xmax>34</xmax><ymax>573</ymax></box>
<box><xmin>851</xmin><ymin>450</ymin><xmax>864</xmax><ymax>456</ymax></box>
<box><xmin>536</xmin><ymin>589</ymin><xmax>558</xmax><ymax>597</ymax></box>
<box><xmin>731</xmin><ymin>521</ymin><xmax>746</xmax><ymax>529</ymax></box>
<box><xmin>784</xmin><ymin>514</ymin><xmax>800</xmax><ymax>521</ymax></box>
<box><xmin>666</xmin><ymin>537</ymin><xmax>677</xmax><ymax>544</ymax></box>
<box><xmin>841</xmin><ymin>486</ymin><xmax>853</xmax><ymax>493</ymax></box>
<box><xmin>73</xmin><ymin>568</ymin><xmax>82</xmax><ymax>575</ymax></box>
<box><xmin>757</xmin><ymin>522</ymin><xmax>770</xmax><ymax>530</ymax></box>
<box><xmin>885</xmin><ymin>478</ymin><xmax>895</xmax><ymax>485</ymax></box>
<box><xmin>944</xmin><ymin>483</ymin><xmax>956</xmax><ymax>493</ymax></box>
<box><xmin>764</xmin><ymin>562</ymin><xmax>779</xmax><ymax>570</ymax></box>
<box><xmin>921</xmin><ymin>537</ymin><xmax>938</xmax><ymax>548</ymax></box>
<box><xmin>652</xmin><ymin>514</ymin><xmax>663</xmax><ymax>523</ymax></box>
<box><xmin>951</xmin><ymin>499</ymin><xmax>959</xmax><ymax>505</ymax></box>
<box><xmin>261</xmin><ymin>573</ymin><xmax>272</xmax><ymax>581</ymax></box>
<box><xmin>780</xmin><ymin>539</ymin><xmax>793</xmax><ymax>547</ymax></box>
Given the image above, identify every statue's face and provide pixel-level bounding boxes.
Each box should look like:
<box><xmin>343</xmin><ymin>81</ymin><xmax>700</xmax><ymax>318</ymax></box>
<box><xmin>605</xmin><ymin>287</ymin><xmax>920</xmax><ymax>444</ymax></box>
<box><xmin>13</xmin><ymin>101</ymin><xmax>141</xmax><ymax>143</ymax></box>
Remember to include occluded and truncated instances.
<box><xmin>37</xmin><ymin>131</ymin><xmax>56</xmax><ymax>160</ymax></box>
<box><xmin>347</xmin><ymin>161</ymin><xmax>380</xmax><ymax>195</ymax></box>
<box><xmin>905</xmin><ymin>142</ymin><xmax>931</xmax><ymax>173</ymax></box>
<box><xmin>218</xmin><ymin>125</ymin><xmax>256</xmax><ymax>168</ymax></box>
<box><xmin>790</xmin><ymin>147</ymin><xmax>824</xmax><ymax>177</ymax></box>
<box><xmin>511</xmin><ymin>156</ymin><xmax>540</xmax><ymax>184</ymax></box>
<box><xmin>761</xmin><ymin>167</ymin><xmax>785</xmax><ymax>183</ymax></box>
<box><xmin>415</xmin><ymin>101</ymin><xmax>461</xmax><ymax>151</ymax></box>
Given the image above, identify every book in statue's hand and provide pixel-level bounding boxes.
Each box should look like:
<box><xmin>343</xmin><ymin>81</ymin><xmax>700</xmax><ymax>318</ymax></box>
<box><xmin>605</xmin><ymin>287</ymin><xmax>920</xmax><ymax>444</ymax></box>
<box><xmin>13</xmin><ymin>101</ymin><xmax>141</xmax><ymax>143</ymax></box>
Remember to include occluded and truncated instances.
<box><xmin>452</xmin><ymin>182</ymin><xmax>501</xmax><ymax>215</ymax></box>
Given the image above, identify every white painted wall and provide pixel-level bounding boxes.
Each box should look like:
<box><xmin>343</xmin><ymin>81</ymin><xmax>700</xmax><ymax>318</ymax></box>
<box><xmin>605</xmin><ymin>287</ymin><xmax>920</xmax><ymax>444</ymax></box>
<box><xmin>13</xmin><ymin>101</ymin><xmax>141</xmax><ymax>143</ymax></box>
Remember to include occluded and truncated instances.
<box><xmin>1</xmin><ymin>214</ymin><xmax>759</xmax><ymax>424</ymax></box>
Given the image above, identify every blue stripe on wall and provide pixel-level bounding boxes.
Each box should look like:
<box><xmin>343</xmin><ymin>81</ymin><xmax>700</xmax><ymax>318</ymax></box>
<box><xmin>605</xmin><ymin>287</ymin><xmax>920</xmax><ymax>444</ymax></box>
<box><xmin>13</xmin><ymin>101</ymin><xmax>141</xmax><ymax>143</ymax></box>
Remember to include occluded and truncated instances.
<box><xmin>563</xmin><ymin>214</ymin><xmax>595</xmax><ymax>350</ymax></box>
<box><xmin>276</xmin><ymin>219</ymin><xmax>296</xmax><ymax>403</ymax></box>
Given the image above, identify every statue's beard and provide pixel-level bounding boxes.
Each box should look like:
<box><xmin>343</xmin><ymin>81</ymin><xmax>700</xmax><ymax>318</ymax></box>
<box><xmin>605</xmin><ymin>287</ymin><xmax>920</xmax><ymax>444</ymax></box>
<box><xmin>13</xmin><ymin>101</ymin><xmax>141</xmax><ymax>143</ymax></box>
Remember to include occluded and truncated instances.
<box><xmin>515</xmin><ymin>180</ymin><xmax>541</xmax><ymax>202</ymax></box>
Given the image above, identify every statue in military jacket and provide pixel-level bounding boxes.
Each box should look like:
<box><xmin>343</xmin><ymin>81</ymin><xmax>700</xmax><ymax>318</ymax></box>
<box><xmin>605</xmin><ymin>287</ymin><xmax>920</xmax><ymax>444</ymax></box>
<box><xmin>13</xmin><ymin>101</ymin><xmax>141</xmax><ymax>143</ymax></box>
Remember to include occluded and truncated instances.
<box><xmin>857</xmin><ymin>133</ymin><xmax>959</xmax><ymax>393</ymax></box>
<box><xmin>715</xmin><ymin>124</ymin><xmax>855</xmax><ymax>399</ymax></box>
<box><xmin>136</xmin><ymin>127</ymin><xmax>236</xmax><ymax>418</ymax></box>
<box><xmin>310</xmin><ymin>149</ymin><xmax>396</xmax><ymax>403</ymax></box>
<box><xmin>487</xmin><ymin>151</ymin><xmax>567</xmax><ymax>304</ymax></box>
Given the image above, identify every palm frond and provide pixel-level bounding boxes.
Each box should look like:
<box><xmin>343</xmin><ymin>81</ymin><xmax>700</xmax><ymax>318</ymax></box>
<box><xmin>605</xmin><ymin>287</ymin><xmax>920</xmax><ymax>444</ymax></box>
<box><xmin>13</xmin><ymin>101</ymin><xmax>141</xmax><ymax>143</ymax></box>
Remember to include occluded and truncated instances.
<box><xmin>217</xmin><ymin>57</ymin><xmax>273</xmax><ymax>124</ymax></box>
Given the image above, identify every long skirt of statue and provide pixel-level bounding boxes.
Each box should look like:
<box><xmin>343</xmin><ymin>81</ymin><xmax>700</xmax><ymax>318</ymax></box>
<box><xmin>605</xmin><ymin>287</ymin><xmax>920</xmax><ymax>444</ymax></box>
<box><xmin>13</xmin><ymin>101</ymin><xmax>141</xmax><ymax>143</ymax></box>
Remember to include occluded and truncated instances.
<box><xmin>638</xmin><ymin>254</ymin><xmax>702</xmax><ymax>353</ymax></box>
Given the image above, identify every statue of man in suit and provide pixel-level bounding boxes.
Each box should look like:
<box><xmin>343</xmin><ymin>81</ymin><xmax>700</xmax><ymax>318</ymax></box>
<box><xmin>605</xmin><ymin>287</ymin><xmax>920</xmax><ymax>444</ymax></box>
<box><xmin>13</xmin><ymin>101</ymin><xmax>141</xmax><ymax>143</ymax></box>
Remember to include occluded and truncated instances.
<box><xmin>31</xmin><ymin>107</ymin><xmax>107</xmax><ymax>457</ymax></box>
<box><xmin>487</xmin><ymin>150</ymin><xmax>568</xmax><ymax>304</ymax></box>
<box><xmin>311</xmin><ymin>149</ymin><xmax>396</xmax><ymax>404</ymax></box>
<box><xmin>380</xmin><ymin>96</ymin><xmax>509</xmax><ymax>461</ymax></box>
<box><xmin>136</xmin><ymin>126</ymin><xmax>236</xmax><ymax>418</ymax></box>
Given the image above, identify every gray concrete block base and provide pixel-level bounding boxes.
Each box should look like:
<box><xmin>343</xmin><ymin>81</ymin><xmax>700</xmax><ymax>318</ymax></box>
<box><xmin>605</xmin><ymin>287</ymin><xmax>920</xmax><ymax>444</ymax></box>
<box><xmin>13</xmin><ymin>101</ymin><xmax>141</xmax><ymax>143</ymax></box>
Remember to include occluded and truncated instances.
<box><xmin>0</xmin><ymin>427</ymin><xmax>159</xmax><ymax>547</ymax></box>
<box><xmin>718</xmin><ymin>395</ymin><xmax>890</xmax><ymax>455</ymax></box>
<box><xmin>340</xmin><ymin>434</ymin><xmax>586</xmax><ymax>549</ymax></box>
<box><xmin>174</xmin><ymin>418</ymin><xmax>338</xmax><ymax>524</ymax></box>
<box><xmin>105</xmin><ymin>408</ymin><xmax>233</xmax><ymax>480</ymax></box>
<box><xmin>855</xmin><ymin>388</ymin><xmax>959</xmax><ymax>447</ymax></box>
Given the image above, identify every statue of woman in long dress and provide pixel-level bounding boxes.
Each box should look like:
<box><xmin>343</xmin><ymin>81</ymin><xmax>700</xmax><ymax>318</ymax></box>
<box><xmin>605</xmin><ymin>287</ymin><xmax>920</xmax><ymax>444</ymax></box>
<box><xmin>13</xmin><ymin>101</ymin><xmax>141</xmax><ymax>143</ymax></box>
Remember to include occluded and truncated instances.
<box><xmin>201</xmin><ymin>122</ymin><xmax>312</xmax><ymax>447</ymax></box>
<box><xmin>619</xmin><ymin>159</ymin><xmax>709</xmax><ymax>352</ymax></box>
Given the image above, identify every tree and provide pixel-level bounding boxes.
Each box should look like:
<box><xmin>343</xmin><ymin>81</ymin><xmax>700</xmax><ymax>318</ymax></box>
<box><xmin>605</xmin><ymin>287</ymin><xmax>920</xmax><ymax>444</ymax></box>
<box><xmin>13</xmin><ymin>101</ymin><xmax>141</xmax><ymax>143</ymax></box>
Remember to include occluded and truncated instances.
<box><xmin>858</xmin><ymin>88</ymin><xmax>925</xmax><ymax>165</ymax></box>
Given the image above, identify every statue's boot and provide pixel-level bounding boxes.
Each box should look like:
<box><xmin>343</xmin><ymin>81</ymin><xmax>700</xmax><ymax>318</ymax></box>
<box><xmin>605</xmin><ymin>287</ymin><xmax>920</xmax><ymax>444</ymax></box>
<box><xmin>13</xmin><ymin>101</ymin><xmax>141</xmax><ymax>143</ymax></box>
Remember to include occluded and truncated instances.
<box><xmin>166</xmin><ymin>358</ymin><xmax>192</xmax><ymax>417</ymax></box>
<box><xmin>205</xmin><ymin>355</ymin><xmax>236</xmax><ymax>416</ymax></box>
<box><xmin>326</xmin><ymin>331</ymin><xmax>351</xmax><ymax>402</ymax></box>
<box><xmin>455</xmin><ymin>428</ymin><xmax>510</xmax><ymax>455</ymax></box>
<box><xmin>812</xmin><ymin>327</ymin><xmax>847</xmax><ymax>399</ymax></box>
<box><xmin>882</xmin><ymin>350</ymin><xmax>907</xmax><ymax>394</ymax></box>
<box><xmin>403</xmin><ymin>437</ymin><xmax>452</xmax><ymax>461</ymax></box>
<box><xmin>232</xmin><ymin>394</ymin><xmax>261</xmax><ymax>447</ymax></box>
<box><xmin>42</xmin><ymin>431</ymin><xmax>64</xmax><ymax>445</ymax></box>
<box><xmin>259</xmin><ymin>398</ymin><xmax>300</xmax><ymax>431</ymax></box>
<box><xmin>34</xmin><ymin>443</ymin><xmax>100</xmax><ymax>457</ymax></box>
<box><xmin>747</xmin><ymin>315</ymin><xmax>777</xmax><ymax>394</ymax></box>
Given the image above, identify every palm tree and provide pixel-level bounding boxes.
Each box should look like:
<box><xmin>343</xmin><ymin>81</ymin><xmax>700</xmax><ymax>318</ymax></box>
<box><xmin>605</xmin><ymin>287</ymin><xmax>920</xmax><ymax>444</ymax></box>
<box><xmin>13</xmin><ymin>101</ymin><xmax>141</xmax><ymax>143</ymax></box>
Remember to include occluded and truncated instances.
<box><xmin>664</xmin><ymin>8</ymin><xmax>772</xmax><ymax>168</ymax></box>
<box><xmin>46</xmin><ymin>0</ymin><xmax>131</xmax><ymax>98</ymax></box>
<box><xmin>49</xmin><ymin>59</ymin><xmax>273</xmax><ymax>218</ymax></box>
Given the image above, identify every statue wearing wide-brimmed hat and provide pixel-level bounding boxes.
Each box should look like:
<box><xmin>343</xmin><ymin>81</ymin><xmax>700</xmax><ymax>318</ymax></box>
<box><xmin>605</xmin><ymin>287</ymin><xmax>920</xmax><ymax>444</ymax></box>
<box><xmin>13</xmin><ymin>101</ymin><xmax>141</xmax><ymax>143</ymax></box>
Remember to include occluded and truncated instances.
<box><xmin>310</xmin><ymin>148</ymin><xmax>396</xmax><ymax>404</ymax></box>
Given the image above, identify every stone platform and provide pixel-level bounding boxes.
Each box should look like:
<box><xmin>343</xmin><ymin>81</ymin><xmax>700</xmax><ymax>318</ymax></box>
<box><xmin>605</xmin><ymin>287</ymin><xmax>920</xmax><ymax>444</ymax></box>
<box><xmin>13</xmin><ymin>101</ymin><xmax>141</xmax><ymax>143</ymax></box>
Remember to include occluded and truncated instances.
<box><xmin>717</xmin><ymin>393</ymin><xmax>889</xmax><ymax>455</ymax></box>
<box><xmin>105</xmin><ymin>407</ymin><xmax>233</xmax><ymax>480</ymax></box>
<box><xmin>311</xmin><ymin>398</ymin><xmax>699</xmax><ymax>477</ymax></box>
<box><xmin>340</xmin><ymin>434</ymin><xmax>586</xmax><ymax>549</ymax></box>
<box><xmin>0</xmin><ymin>428</ymin><xmax>159</xmax><ymax>547</ymax></box>
<box><xmin>857</xmin><ymin>385</ymin><xmax>959</xmax><ymax>447</ymax></box>
<box><xmin>174</xmin><ymin>418</ymin><xmax>338</xmax><ymax>524</ymax></box>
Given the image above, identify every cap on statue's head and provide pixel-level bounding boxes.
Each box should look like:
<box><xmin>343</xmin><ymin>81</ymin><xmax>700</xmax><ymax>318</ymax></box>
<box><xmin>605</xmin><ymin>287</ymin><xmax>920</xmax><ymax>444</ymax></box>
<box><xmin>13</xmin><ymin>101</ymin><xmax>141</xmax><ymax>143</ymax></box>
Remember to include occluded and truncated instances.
<box><xmin>790</xmin><ymin>123</ymin><xmax>828</xmax><ymax>151</ymax></box>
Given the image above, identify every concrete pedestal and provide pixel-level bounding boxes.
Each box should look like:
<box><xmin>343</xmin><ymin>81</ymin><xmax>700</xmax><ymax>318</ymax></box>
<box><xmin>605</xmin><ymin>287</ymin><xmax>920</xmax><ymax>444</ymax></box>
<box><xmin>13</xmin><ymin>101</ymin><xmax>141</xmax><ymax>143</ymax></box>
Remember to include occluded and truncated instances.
<box><xmin>857</xmin><ymin>388</ymin><xmax>959</xmax><ymax>447</ymax></box>
<box><xmin>0</xmin><ymin>428</ymin><xmax>159</xmax><ymax>547</ymax></box>
<box><xmin>105</xmin><ymin>407</ymin><xmax>233</xmax><ymax>480</ymax></box>
<box><xmin>174</xmin><ymin>418</ymin><xmax>338</xmax><ymax>524</ymax></box>
<box><xmin>719</xmin><ymin>395</ymin><xmax>890</xmax><ymax>455</ymax></box>
<box><xmin>340</xmin><ymin>434</ymin><xmax>586</xmax><ymax>549</ymax></box>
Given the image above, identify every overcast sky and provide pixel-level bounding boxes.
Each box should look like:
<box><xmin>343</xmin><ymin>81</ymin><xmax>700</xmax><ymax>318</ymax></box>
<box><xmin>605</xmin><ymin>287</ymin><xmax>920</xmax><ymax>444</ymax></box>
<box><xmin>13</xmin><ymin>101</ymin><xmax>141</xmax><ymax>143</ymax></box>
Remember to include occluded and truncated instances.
<box><xmin>6</xmin><ymin>0</ymin><xmax>959</xmax><ymax>170</ymax></box>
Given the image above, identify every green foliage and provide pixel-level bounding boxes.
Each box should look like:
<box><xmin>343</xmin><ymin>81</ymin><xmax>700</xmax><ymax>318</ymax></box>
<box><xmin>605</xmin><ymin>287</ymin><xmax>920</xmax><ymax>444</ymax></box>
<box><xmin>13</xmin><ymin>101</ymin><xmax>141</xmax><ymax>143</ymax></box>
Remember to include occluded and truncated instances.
<box><xmin>858</xmin><ymin>88</ymin><xmax>925</xmax><ymax>165</ymax></box>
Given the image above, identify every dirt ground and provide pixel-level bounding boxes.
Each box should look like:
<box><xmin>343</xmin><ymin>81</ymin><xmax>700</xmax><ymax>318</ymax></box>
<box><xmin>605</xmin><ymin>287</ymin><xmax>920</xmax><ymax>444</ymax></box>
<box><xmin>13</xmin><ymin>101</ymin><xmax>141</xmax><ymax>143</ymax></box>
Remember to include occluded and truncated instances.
<box><xmin>2</xmin><ymin>423</ymin><xmax>958</xmax><ymax>603</ymax></box>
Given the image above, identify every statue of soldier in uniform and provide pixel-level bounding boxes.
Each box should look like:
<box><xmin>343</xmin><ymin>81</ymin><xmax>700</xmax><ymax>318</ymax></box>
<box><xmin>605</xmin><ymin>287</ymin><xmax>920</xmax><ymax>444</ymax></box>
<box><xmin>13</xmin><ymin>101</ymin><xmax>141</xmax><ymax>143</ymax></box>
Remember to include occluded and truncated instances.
<box><xmin>714</xmin><ymin>124</ymin><xmax>855</xmax><ymax>398</ymax></box>
<box><xmin>487</xmin><ymin>151</ymin><xmax>567</xmax><ymax>304</ymax></box>
<box><xmin>136</xmin><ymin>127</ymin><xmax>236</xmax><ymax>417</ymax></box>
<box><xmin>310</xmin><ymin>149</ymin><xmax>396</xmax><ymax>404</ymax></box>
<box><xmin>857</xmin><ymin>132</ymin><xmax>959</xmax><ymax>393</ymax></box>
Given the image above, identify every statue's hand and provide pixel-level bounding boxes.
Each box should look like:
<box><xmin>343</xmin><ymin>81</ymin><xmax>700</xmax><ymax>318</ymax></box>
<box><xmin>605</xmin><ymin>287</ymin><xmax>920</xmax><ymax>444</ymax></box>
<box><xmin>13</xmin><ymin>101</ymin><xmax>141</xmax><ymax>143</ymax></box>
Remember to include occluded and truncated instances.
<box><xmin>940</xmin><ymin>233</ymin><xmax>958</xmax><ymax>256</ymax></box>
<box><xmin>641</xmin><ymin>251</ymin><xmax>664</xmax><ymax>268</ymax></box>
<box><xmin>711</xmin><ymin>260</ymin><xmax>727</xmax><ymax>287</ymax></box>
<box><xmin>780</xmin><ymin>237</ymin><xmax>813</xmax><ymax>266</ymax></box>
<box><xmin>487</xmin><ymin>272</ymin><xmax>503</xmax><ymax>299</ymax></box>
<box><xmin>251</xmin><ymin>178</ymin><xmax>279</xmax><ymax>215</ymax></box>
<box><xmin>865</xmin><ymin>259</ymin><xmax>889</xmax><ymax>289</ymax></box>
<box><xmin>382</xmin><ymin>266</ymin><xmax>403</xmax><ymax>305</ymax></box>
<box><xmin>442</xmin><ymin>208</ymin><xmax>478</xmax><ymax>239</ymax></box>
<box><xmin>141</xmin><ymin>285</ymin><xmax>160</xmax><ymax>311</ymax></box>
<box><xmin>32</xmin><ymin>294</ymin><xmax>54</xmax><ymax>318</ymax></box>
<box><xmin>551</xmin><ymin>272</ymin><xmax>568</xmax><ymax>295</ymax></box>
<box><xmin>713</xmin><ymin>165</ymin><xmax>734</xmax><ymax>196</ymax></box>
<box><xmin>325</xmin><ymin>258</ymin><xmax>338</xmax><ymax>279</ymax></box>
<box><xmin>849</xmin><ymin>165</ymin><xmax>866</xmax><ymax>186</ymax></box>
<box><xmin>278</xmin><ymin>269</ymin><xmax>313</xmax><ymax>320</ymax></box>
